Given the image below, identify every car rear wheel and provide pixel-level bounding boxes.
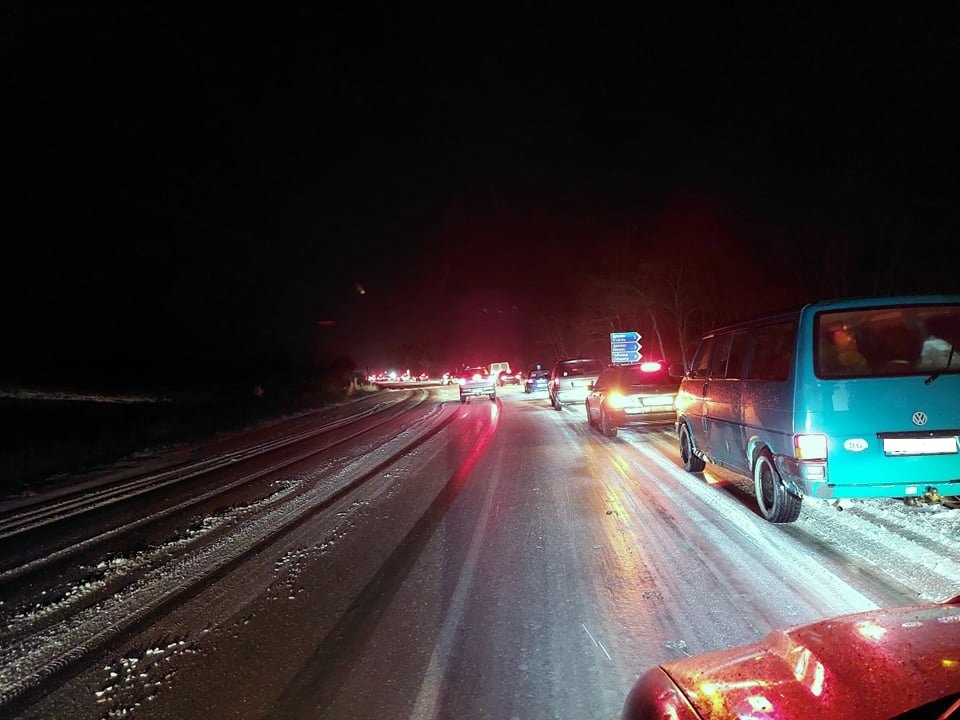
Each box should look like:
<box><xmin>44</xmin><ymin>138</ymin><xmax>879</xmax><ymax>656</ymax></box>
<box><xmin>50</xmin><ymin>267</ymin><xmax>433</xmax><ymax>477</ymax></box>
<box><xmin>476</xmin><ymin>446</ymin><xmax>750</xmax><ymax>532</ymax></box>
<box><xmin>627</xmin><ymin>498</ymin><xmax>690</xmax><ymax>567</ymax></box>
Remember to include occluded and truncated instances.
<box><xmin>679</xmin><ymin>424</ymin><xmax>706</xmax><ymax>472</ymax></box>
<box><xmin>585</xmin><ymin>401</ymin><xmax>595</xmax><ymax>427</ymax></box>
<box><xmin>489</xmin><ymin>393</ymin><xmax>496</xmax><ymax>401</ymax></box>
<box><xmin>551</xmin><ymin>394</ymin><xmax>561</xmax><ymax>411</ymax></box>
<box><xmin>753</xmin><ymin>452</ymin><xmax>802</xmax><ymax>523</ymax></box>
<box><xmin>600</xmin><ymin>406</ymin><xmax>617</xmax><ymax>438</ymax></box>
<box><xmin>460</xmin><ymin>396</ymin><xmax>467</xmax><ymax>404</ymax></box>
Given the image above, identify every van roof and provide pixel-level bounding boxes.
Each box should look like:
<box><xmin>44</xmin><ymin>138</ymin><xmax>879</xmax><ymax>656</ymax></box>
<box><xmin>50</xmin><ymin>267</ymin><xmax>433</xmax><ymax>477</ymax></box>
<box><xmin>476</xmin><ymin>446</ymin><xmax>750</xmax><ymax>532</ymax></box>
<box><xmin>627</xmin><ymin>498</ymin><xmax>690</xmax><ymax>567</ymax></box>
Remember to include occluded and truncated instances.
<box><xmin>701</xmin><ymin>309</ymin><xmax>800</xmax><ymax>336</ymax></box>
<box><xmin>804</xmin><ymin>294</ymin><xmax>960</xmax><ymax>311</ymax></box>
<box><xmin>701</xmin><ymin>294</ymin><xmax>960</xmax><ymax>336</ymax></box>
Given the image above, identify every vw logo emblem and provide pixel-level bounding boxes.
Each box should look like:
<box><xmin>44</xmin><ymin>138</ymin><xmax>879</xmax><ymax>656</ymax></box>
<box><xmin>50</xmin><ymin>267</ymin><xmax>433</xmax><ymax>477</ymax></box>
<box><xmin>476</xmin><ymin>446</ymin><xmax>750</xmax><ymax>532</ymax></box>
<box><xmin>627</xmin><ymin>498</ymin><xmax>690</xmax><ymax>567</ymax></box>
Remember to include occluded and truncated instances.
<box><xmin>912</xmin><ymin>411</ymin><xmax>928</xmax><ymax>426</ymax></box>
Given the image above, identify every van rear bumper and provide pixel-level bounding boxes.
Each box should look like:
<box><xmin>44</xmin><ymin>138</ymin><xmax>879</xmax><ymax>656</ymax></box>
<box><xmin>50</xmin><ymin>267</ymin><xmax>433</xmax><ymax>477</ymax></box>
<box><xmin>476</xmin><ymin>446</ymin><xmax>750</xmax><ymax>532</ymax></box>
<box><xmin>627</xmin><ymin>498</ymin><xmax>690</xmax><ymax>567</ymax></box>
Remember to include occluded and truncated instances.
<box><xmin>776</xmin><ymin>455</ymin><xmax>960</xmax><ymax>499</ymax></box>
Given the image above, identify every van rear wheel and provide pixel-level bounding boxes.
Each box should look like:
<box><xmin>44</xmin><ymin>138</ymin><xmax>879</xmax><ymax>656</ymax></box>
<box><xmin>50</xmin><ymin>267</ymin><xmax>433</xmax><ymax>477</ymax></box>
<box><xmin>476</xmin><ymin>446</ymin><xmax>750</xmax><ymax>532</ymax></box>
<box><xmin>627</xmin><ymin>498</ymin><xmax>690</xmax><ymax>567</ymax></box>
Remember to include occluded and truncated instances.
<box><xmin>753</xmin><ymin>452</ymin><xmax>802</xmax><ymax>523</ymax></box>
<box><xmin>679</xmin><ymin>424</ymin><xmax>706</xmax><ymax>472</ymax></box>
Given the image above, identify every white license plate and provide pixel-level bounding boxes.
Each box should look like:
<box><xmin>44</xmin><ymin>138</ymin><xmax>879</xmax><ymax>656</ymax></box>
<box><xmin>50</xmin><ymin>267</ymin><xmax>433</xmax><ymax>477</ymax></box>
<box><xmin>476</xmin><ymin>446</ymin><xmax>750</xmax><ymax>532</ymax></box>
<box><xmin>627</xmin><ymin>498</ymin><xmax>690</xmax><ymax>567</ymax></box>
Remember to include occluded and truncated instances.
<box><xmin>883</xmin><ymin>437</ymin><xmax>958</xmax><ymax>456</ymax></box>
<box><xmin>642</xmin><ymin>397</ymin><xmax>674</xmax><ymax>407</ymax></box>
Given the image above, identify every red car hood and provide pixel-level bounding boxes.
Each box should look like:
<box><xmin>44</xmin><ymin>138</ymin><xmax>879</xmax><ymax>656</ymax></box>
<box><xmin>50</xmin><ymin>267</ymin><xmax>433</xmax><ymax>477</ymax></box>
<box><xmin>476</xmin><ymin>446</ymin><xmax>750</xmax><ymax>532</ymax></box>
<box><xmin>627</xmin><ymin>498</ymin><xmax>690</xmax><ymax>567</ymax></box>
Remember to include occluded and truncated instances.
<box><xmin>663</xmin><ymin>599</ymin><xmax>960</xmax><ymax>719</ymax></box>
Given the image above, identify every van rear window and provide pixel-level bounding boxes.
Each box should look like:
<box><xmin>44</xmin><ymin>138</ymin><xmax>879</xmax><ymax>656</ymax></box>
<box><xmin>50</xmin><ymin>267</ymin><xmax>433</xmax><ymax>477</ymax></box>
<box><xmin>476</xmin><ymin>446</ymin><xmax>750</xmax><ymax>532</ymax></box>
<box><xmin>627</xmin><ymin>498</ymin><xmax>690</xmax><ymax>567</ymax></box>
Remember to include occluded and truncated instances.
<box><xmin>816</xmin><ymin>304</ymin><xmax>960</xmax><ymax>379</ymax></box>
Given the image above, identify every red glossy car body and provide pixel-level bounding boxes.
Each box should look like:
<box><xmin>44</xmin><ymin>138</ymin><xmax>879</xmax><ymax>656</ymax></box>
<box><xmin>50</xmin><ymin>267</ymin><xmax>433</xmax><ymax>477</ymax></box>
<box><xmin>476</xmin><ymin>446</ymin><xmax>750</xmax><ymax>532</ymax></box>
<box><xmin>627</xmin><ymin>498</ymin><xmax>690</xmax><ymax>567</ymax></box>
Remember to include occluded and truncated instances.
<box><xmin>622</xmin><ymin>596</ymin><xmax>960</xmax><ymax>719</ymax></box>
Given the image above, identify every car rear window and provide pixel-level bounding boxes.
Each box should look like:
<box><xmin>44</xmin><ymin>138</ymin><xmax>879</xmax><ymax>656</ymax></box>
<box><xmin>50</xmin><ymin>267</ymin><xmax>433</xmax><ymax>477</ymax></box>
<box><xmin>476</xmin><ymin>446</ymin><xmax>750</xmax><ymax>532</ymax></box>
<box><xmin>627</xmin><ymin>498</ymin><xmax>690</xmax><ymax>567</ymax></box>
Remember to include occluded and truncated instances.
<box><xmin>623</xmin><ymin>364</ymin><xmax>674</xmax><ymax>386</ymax></box>
<box><xmin>559</xmin><ymin>360</ymin><xmax>603</xmax><ymax>376</ymax></box>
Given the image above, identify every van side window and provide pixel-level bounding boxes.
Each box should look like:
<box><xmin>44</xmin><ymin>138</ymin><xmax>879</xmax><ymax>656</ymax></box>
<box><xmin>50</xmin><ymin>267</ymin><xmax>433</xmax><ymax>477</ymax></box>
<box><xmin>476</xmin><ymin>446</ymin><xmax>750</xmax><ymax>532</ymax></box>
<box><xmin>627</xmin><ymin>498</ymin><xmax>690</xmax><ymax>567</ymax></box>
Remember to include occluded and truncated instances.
<box><xmin>746</xmin><ymin>322</ymin><xmax>795</xmax><ymax>381</ymax></box>
<box><xmin>692</xmin><ymin>336</ymin><xmax>714</xmax><ymax>377</ymax></box>
<box><xmin>726</xmin><ymin>330</ymin><xmax>751</xmax><ymax>379</ymax></box>
<box><xmin>709</xmin><ymin>332</ymin><xmax>734</xmax><ymax>378</ymax></box>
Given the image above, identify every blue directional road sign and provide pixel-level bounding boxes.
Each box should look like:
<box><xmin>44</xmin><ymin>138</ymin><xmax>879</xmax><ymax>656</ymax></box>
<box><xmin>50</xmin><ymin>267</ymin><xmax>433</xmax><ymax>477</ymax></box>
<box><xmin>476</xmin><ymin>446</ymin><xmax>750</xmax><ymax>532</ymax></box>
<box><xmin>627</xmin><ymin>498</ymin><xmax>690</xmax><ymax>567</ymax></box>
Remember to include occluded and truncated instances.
<box><xmin>610</xmin><ymin>331</ymin><xmax>642</xmax><ymax>363</ymax></box>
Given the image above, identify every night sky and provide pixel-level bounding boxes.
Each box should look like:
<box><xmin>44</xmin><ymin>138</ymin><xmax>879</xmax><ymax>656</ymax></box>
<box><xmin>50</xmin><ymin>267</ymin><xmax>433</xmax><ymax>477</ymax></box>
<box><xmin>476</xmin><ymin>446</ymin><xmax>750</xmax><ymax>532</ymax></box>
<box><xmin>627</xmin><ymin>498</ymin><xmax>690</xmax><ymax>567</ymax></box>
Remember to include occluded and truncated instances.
<box><xmin>5</xmin><ymin>5</ymin><xmax>959</xmax><ymax>390</ymax></box>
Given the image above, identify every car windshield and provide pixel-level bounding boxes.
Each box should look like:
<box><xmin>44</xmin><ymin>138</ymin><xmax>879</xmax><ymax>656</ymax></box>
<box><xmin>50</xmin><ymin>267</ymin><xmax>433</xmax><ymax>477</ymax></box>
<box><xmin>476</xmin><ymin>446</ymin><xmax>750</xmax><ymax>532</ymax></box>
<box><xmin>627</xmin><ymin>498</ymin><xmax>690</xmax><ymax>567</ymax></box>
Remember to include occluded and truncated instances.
<box><xmin>815</xmin><ymin>303</ymin><xmax>960</xmax><ymax>379</ymax></box>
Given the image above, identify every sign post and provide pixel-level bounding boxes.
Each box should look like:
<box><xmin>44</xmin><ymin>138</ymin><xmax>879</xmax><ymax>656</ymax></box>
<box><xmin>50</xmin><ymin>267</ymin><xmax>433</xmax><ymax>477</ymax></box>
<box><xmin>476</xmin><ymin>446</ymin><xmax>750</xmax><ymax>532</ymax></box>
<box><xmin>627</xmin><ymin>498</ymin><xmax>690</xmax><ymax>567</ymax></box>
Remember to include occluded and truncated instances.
<box><xmin>610</xmin><ymin>332</ymin><xmax>642</xmax><ymax>363</ymax></box>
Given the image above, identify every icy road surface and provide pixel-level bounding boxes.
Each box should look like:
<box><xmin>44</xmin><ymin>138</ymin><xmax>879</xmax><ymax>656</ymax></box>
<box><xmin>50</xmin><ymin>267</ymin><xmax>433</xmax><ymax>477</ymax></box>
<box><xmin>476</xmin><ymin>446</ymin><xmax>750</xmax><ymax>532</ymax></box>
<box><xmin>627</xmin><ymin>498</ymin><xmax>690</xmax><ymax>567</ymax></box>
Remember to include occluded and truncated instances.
<box><xmin>3</xmin><ymin>384</ymin><xmax>959</xmax><ymax>719</ymax></box>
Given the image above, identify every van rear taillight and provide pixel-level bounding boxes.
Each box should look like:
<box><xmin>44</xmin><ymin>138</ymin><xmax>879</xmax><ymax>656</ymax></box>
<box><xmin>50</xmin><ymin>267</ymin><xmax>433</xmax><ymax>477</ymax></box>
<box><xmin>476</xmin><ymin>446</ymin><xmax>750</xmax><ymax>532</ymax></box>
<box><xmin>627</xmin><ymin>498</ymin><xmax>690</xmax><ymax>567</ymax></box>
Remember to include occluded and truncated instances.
<box><xmin>794</xmin><ymin>434</ymin><xmax>827</xmax><ymax>460</ymax></box>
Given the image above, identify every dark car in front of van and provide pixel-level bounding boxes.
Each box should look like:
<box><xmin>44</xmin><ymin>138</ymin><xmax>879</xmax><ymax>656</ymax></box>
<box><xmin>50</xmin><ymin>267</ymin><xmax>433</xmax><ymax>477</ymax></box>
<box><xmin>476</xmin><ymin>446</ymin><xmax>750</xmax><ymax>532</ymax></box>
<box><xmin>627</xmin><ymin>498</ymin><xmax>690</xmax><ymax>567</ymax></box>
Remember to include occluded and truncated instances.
<box><xmin>585</xmin><ymin>361</ymin><xmax>680</xmax><ymax>437</ymax></box>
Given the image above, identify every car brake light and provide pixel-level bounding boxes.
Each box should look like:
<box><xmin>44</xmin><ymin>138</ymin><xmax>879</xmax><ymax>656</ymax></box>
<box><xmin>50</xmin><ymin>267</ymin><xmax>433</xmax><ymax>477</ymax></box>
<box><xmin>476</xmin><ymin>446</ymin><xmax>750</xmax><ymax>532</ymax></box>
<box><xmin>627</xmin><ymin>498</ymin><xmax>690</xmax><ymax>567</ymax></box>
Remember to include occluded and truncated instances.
<box><xmin>640</xmin><ymin>361</ymin><xmax>662</xmax><ymax>372</ymax></box>
<box><xmin>794</xmin><ymin>434</ymin><xmax>827</xmax><ymax>460</ymax></box>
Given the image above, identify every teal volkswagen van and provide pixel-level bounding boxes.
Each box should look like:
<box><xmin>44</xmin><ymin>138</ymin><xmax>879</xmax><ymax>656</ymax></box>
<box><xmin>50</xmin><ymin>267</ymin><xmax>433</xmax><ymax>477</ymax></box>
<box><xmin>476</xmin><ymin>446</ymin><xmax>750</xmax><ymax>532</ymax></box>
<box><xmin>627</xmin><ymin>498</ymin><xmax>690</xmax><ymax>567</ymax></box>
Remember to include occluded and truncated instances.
<box><xmin>674</xmin><ymin>295</ymin><xmax>960</xmax><ymax>523</ymax></box>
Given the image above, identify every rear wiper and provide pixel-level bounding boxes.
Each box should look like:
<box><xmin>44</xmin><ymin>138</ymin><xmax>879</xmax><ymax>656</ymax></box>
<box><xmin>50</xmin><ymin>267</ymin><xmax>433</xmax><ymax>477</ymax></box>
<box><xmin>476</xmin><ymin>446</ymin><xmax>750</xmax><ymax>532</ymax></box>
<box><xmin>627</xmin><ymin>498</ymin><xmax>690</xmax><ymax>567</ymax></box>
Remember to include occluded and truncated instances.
<box><xmin>925</xmin><ymin>342</ymin><xmax>957</xmax><ymax>385</ymax></box>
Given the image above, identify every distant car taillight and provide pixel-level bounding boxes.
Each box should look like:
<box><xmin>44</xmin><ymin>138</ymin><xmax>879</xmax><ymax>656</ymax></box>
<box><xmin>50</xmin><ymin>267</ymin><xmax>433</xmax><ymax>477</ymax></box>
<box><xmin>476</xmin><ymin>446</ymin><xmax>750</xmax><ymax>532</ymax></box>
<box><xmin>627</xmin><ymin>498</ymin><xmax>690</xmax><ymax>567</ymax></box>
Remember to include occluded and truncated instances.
<box><xmin>640</xmin><ymin>361</ymin><xmax>662</xmax><ymax>372</ymax></box>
